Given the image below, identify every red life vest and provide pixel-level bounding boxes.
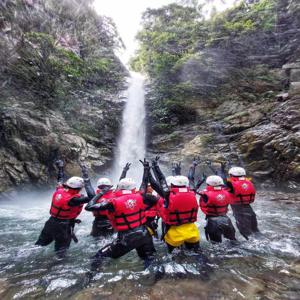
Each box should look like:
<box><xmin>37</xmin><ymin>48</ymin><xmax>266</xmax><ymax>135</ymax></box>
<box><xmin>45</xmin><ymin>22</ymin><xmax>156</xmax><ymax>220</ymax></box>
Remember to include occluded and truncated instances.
<box><xmin>145</xmin><ymin>193</ymin><xmax>160</xmax><ymax>218</ymax></box>
<box><xmin>199</xmin><ymin>186</ymin><xmax>231</xmax><ymax>216</ymax></box>
<box><xmin>145</xmin><ymin>203</ymin><xmax>159</xmax><ymax>218</ymax></box>
<box><xmin>93</xmin><ymin>189</ymin><xmax>115</xmax><ymax>217</ymax></box>
<box><xmin>156</xmin><ymin>197</ymin><xmax>164</xmax><ymax>218</ymax></box>
<box><xmin>107</xmin><ymin>190</ymin><xmax>146</xmax><ymax>231</ymax></box>
<box><xmin>229</xmin><ymin>177</ymin><xmax>256</xmax><ymax>205</ymax></box>
<box><xmin>50</xmin><ymin>187</ymin><xmax>83</xmax><ymax>219</ymax></box>
<box><xmin>161</xmin><ymin>187</ymin><xmax>198</xmax><ymax>225</ymax></box>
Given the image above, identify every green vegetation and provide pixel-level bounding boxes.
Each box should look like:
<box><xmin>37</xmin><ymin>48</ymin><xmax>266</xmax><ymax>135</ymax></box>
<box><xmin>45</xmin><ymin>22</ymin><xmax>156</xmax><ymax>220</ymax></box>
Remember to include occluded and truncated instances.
<box><xmin>0</xmin><ymin>0</ymin><xmax>127</xmax><ymax>109</ymax></box>
<box><xmin>131</xmin><ymin>0</ymin><xmax>298</xmax><ymax>135</ymax></box>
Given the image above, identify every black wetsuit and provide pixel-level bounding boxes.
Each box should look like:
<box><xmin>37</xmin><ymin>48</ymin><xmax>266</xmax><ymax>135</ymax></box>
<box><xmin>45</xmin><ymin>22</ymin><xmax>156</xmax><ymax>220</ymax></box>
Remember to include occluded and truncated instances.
<box><xmin>226</xmin><ymin>181</ymin><xmax>259</xmax><ymax>239</ymax></box>
<box><xmin>83</xmin><ymin>166</ymin><xmax>130</xmax><ymax>237</ymax></box>
<box><xmin>189</xmin><ymin>162</ymin><xmax>236</xmax><ymax>243</ymax></box>
<box><xmin>86</xmin><ymin>164</ymin><xmax>158</xmax><ymax>269</ymax></box>
<box><xmin>35</xmin><ymin>166</ymin><xmax>89</xmax><ymax>257</ymax></box>
<box><xmin>199</xmin><ymin>192</ymin><xmax>236</xmax><ymax>243</ymax></box>
<box><xmin>149</xmin><ymin>162</ymin><xmax>200</xmax><ymax>253</ymax></box>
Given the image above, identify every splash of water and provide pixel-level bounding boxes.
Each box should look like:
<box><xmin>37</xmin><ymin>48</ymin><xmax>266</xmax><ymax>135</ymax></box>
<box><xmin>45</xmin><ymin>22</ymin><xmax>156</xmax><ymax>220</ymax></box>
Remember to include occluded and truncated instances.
<box><xmin>111</xmin><ymin>72</ymin><xmax>146</xmax><ymax>184</ymax></box>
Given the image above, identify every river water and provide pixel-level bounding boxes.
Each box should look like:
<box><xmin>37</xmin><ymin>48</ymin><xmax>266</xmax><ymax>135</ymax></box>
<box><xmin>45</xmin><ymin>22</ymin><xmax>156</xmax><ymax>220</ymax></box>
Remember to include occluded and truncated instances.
<box><xmin>0</xmin><ymin>190</ymin><xmax>299</xmax><ymax>299</ymax></box>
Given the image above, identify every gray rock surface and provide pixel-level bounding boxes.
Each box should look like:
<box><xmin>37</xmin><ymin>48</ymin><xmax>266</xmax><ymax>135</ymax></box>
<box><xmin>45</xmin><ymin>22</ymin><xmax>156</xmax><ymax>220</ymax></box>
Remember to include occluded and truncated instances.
<box><xmin>0</xmin><ymin>99</ymin><xmax>124</xmax><ymax>194</ymax></box>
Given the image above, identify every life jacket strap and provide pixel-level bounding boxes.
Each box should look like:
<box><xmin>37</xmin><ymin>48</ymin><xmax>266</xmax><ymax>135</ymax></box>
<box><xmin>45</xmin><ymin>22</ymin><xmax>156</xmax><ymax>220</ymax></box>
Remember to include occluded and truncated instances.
<box><xmin>237</xmin><ymin>193</ymin><xmax>255</xmax><ymax>203</ymax></box>
<box><xmin>116</xmin><ymin>209</ymin><xmax>144</xmax><ymax>228</ymax></box>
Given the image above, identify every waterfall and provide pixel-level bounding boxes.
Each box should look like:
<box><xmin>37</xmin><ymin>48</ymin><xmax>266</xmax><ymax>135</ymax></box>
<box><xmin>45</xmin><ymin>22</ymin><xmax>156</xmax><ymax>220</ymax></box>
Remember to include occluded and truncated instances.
<box><xmin>111</xmin><ymin>72</ymin><xmax>146</xmax><ymax>184</ymax></box>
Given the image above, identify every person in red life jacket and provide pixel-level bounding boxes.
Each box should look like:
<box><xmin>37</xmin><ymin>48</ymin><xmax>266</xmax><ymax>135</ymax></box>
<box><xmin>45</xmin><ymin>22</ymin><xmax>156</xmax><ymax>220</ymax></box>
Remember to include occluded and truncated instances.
<box><xmin>35</xmin><ymin>160</ymin><xmax>91</xmax><ymax>257</ymax></box>
<box><xmin>80</xmin><ymin>162</ymin><xmax>131</xmax><ymax>237</ymax></box>
<box><xmin>225</xmin><ymin>167</ymin><xmax>259</xmax><ymax>239</ymax></box>
<box><xmin>198</xmin><ymin>175</ymin><xmax>236</xmax><ymax>243</ymax></box>
<box><xmin>144</xmin><ymin>184</ymin><xmax>161</xmax><ymax>238</ymax></box>
<box><xmin>85</xmin><ymin>159</ymin><xmax>158</xmax><ymax>271</ymax></box>
<box><xmin>149</xmin><ymin>157</ymin><xmax>200</xmax><ymax>253</ymax></box>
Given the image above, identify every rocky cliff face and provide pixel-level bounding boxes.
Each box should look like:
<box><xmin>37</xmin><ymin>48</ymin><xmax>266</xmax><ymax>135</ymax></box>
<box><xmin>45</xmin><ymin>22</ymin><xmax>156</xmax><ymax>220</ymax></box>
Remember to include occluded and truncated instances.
<box><xmin>0</xmin><ymin>0</ymin><xmax>127</xmax><ymax>196</ymax></box>
<box><xmin>0</xmin><ymin>97</ymin><xmax>124</xmax><ymax>195</ymax></box>
<box><xmin>136</xmin><ymin>0</ymin><xmax>300</xmax><ymax>189</ymax></box>
<box><xmin>148</xmin><ymin>61</ymin><xmax>300</xmax><ymax>189</ymax></box>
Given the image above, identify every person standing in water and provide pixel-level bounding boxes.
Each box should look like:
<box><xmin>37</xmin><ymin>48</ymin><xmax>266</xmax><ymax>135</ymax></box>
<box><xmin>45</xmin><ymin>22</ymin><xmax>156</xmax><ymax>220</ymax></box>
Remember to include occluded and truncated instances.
<box><xmin>225</xmin><ymin>166</ymin><xmax>258</xmax><ymax>239</ymax></box>
<box><xmin>35</xmin><ymin>160</ymin><xmax>91</xmax><ymax>257</ymax></box>
<box><xmin>80</xmin><ymin>162</ymin><xmax>131</xmax><ymax>237</ymax></box>
<box><xmin>86</xmin><ymin>159</ymin><xmax>158</xmax><ymax>270</ymax></box>
<box><xmin>149</xmin><ymin>157</ymin><xmax>200</xmax><ymax>253</ymax></box>
<box><xmin>199</xmin><ymin>175</ymin><xmax>236</xmax><ymax>243</ymax></box>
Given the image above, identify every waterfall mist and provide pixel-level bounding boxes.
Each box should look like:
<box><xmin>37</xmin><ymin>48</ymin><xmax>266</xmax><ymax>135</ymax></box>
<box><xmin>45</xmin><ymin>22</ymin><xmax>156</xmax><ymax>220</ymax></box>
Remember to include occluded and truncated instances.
<box><xmin>111</xmin><ymin>72</ymin><xmax>146</xmax><ymax>185</ymax></box>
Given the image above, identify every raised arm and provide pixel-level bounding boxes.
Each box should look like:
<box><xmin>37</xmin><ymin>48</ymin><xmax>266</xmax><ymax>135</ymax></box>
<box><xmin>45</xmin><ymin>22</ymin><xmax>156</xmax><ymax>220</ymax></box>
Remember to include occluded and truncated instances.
<box><xmin>148</xmin><ymin>169</ymin><xmax>165</xmax><ymax>198</ymax></box>
<box><xmin>218</xmin><ymin>161</ymin><xmax>227</xmax><ymax>181</ymax></box>
<box><xmin>187</xmin><ymin>157</ymin><xmax>199</xmax><ymax>190</ymax></box>
<box><xmin>119</xmin><ymin>163</ymin><xmax>131</xmax><ymax>181</ymax></box>
<box><xmin>195</xmin><ymin>173</ymin><xmax>207</xmax><ymax>193</ymax></box>
<box><xmin>79</xmin><ymin>162</ymin><xmax>96</xmax><ymax>199</ymax></box>
<box><xmin>139</xmin><ymin>159</ymin><xmax>150</xmax><ymax>194</ymax></box>
<box><xmin>206</xmin><ymin>160</ymin><xmax>218</xmax><ymax>175</ymax></box>
<box><xmin>151</xmin><ymin>157</ymin><xmax>171</xmax><ymax>207</ymax></box>
<box><xmin>55</xmin><ymin>159</ymin><xmax>65</xmax><ymax>186</ymax></box>
<box><xmin>151</xmin><ymin>156</ymin><xmax>169</xmax><ymax>195</ymax></box>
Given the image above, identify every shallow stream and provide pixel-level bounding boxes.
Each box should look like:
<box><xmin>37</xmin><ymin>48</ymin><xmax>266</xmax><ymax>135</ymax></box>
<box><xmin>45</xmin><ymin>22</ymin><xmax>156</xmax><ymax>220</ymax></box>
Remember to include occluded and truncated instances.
<box><xmin>0</xmin><ymin>190</ymin><xmax>299</xmax><ymax>299</ymax></box>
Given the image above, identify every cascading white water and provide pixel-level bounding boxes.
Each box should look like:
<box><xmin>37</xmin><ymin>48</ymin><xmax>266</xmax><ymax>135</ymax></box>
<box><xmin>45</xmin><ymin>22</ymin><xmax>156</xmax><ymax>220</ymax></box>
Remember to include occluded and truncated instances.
<box><xmin>111</xmin><ymin>71</ymin><xmax>146</xmax><ymax>184</ymax></box>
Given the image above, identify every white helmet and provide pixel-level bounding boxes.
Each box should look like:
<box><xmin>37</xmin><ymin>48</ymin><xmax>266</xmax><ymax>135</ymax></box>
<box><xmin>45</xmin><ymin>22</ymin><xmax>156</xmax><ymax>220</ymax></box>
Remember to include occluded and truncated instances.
<box><xmin>206</xmin><ymin>175</ymin><xmax>224</xmax><ymax>187</ymax></box>
<box><xmin>64</xmin><ymin>176</ymin><xmax>84</xmax><ymax>189</ymax></box>
<box><xmin>117</xmin><ymin>178</ymin><xmax>136</xmax><ymax>190</ymax></box>
<box><xmin>170</xmin><ymin>175</ymin><xmax>189</xmax><ymax>187</ymax></box>
<box><xmin>166</xmin><ymin>176</ymin><xmax>174</xmax><ymax>187</ymax></box>
<box><xmin>97</xmin><ymin>177</ymin><xmax>112</xmax><ymax>187</ymax></box>
<box><xmin>229</xmin><ymin>167</ymin><xmax>246</xmax><ymax>177</ymax></box>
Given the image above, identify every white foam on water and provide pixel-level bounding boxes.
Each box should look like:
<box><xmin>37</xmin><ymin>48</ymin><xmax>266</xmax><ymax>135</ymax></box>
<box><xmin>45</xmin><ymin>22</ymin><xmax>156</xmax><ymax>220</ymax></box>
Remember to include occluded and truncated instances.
<box><xmin>164</xmin><ymin>262</ymin><xmax>187</xmax><ymax>274</ymax></box>
<box><xmin>182</xmin><ymin>263</ymin><xmax>200</xmax><ymax>275</ymax></box>
<box><xmin>269</xmin><ymin>240</ymin><xmax>300</xmax><ymax>257</ymax></box>
<box><xmin>13</xmin><ymin>287</ymin><xmax>38</xmax><ymax>299</ymax></box>
<box><xmin>46</xmin><ymin>278</ymin><xmax>77</xmax><ymax>293</ymax></box>
<box><xmin>107</xmin><ymin>275</ymin><xmax>122</xmax><ymax>282</ymax></box>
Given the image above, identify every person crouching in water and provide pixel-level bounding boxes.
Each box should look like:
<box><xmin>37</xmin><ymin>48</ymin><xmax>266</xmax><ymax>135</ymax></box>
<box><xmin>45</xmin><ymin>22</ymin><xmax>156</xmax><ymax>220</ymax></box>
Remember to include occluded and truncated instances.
<box><xmin>35</xmin><ymin>160</ymin><xmax>91</xmax><ymax>257</ymax></box>
<box><xmin>79</xmin><ymin>163</ymin><xmax>131</xmax><ymax>237</ymax></box>
<box><xmin>150</xmin><ymin>157</ymin><xmax>200</xmax><ymax>253</ymax></box>
<box><xmin>199</xmin><ymin>175</ymin><xmax>236</xmax><ymax>243</ymax></box>
<box><xmin>226</xmin><ymin>167</ymin><xmax>258</xmax><ymax>239</ymax></box>
<box><xmin>86</xmin><ymin>159</ymin><xmax>158</xmax><ymax>270</ymax></box>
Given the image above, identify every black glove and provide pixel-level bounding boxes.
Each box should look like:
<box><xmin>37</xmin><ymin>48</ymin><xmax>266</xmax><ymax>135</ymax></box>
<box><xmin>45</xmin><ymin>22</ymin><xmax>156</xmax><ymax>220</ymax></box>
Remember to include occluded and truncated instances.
<box><xmin>123</xmin><ymin>162</ymin><xmax>131</xmax><ymax>172</ymax></box>
<box><xmin>220</xmin><ymin>161</ymin><xmax>227</xmax><ymax>172</ymax></box>
<box><xmin>192</xmin><ymin>156</ymin><xmax>200</xmax><ymax>166</ymax></box>
<box><xmin>175</xmin><ymin>162</ymin><xmax>181</xmax><ymax>175</ymax></box>
<box><xmin>55</xmin><ymin>159</ymin><xmax>64</xmax><ymax>168</ymax></box>
<box><xmin>205</xmin><ymin>160</ymin><xmax>211</xmax><ymax>166</ymax></box>
<box><xmin>152</xmin><ymin>156</ymin><xmax>160</xmax><ymax>167</ymax></box>
<box><xmin>139</xmin><ymin>158</ymin><xmax>150</xmax><ymax>169</ymax></box>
